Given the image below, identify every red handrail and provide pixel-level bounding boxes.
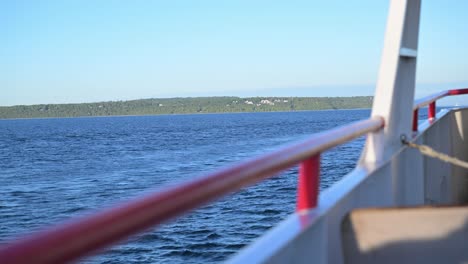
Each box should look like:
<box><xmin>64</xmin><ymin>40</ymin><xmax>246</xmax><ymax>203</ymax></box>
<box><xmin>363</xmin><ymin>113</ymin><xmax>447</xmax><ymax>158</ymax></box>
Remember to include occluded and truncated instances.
<box><xmin>412</xmin><ymin>88</ymin><xmax>468</xmax><ymax>131</ymax></box>
<box><xmin>0</xmin><ymin>116</ymin><xmax>384</xmax><ymax>264</ymax></box>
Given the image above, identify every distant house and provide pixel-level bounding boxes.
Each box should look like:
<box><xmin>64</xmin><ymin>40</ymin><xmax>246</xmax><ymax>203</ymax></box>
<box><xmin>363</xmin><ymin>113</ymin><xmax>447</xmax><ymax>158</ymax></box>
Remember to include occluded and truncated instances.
<box><xmin>260</xmin><ymin>99</ymin><xmax>274</xmax><ymax>105</ymax></box>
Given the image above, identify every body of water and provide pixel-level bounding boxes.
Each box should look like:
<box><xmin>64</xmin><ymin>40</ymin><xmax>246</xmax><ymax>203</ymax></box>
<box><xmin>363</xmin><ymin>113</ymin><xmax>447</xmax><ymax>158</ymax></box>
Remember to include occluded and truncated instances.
<box><xmin>0</xmin><ymin>109</ymin><xmax>371</xmax><ymax>263</ymax></box>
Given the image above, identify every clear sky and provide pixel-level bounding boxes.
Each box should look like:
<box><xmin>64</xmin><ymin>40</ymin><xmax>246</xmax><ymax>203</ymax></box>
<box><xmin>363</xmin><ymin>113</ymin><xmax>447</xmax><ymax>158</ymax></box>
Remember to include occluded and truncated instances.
<box><xmin>2</xmin><ymin>1</ymin><xmax>468</xmax><ymax>106</ymax></box>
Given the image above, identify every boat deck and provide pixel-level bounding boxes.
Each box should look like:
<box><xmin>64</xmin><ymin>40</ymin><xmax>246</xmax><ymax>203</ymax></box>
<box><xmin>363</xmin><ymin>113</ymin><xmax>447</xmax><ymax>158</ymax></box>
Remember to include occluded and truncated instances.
<box><xmin>342</xmin><ymin>206</ymin><xmax>468</xmax><ymax>264</ymax></box>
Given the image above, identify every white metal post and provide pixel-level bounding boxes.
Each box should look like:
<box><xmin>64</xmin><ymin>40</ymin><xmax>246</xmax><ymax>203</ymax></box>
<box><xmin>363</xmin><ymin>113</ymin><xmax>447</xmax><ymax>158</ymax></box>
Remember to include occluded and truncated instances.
<box><xmin>361</xmin><ymin>0</ymin><xmax>421</xmax><ymax>163</ymax></box>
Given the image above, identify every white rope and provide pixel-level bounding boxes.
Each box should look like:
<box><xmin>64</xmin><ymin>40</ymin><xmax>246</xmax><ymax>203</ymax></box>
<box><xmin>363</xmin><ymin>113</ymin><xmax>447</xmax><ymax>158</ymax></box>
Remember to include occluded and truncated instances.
<box><xmin>401</xmin><ymin>136</ymin><xmax>468</xmax><ymax>169</ymax></box>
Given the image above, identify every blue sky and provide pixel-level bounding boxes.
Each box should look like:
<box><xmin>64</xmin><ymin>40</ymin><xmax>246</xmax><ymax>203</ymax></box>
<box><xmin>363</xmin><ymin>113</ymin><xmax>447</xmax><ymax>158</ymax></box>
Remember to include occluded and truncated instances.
<box><xmin>2</xmin><ymin>1</ymin><xmax>468</xmax><ymax>106</ymax></box>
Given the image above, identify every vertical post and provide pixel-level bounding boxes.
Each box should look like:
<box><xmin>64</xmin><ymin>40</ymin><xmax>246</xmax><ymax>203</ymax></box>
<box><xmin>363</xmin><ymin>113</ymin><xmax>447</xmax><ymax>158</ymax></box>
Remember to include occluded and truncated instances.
<box><xmin>361</xmin><ymin>0</ymin><xmax>421</xmax><ymax>163</ymax></box>
<box><xmin>412</xmin><ymin>108</ymin><xmax>418</xmax><ymax>131</ymax></box>
<box><xmin>296</xmin><ymin>154</ymin><xmax>320</xmax><ymax>212</ymax></box>
<box><xmin>428</xmin><ymin>102</ymin><xmax>436</xmax><ymax>119</ymax></box>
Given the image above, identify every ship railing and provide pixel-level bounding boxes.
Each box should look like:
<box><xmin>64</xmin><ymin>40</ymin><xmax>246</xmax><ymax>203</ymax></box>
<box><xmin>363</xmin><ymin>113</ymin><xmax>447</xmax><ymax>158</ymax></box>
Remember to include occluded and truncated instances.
<box><xmin>1</xmin><ymin>88</ymin><xmax>468</xmax><ymax>263</ymax></box>
<box><xmin>412</xmin><ymin>88</ymin><xmax>468</xmax><ymax>131</ymax></box>
<box><xmin>0</xmin><ymin>117</ymin><xmax>384</xmax><ymax>263</ymax></box>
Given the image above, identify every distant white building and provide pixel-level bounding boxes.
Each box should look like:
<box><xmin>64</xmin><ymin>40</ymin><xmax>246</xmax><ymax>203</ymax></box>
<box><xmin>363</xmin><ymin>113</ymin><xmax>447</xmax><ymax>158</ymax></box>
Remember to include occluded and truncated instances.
<box><xmin>260</xmin><ymin>99</ymin><xmax>274</xmax><ymax>105</ymax></box>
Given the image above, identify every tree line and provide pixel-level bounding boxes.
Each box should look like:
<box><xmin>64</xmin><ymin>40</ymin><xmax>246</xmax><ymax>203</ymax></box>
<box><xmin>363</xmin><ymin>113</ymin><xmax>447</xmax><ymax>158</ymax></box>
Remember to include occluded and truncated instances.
<box><xmin>0</xmin><ymin>96</ymin><xmax>373</xmax><ymax>119</ymax></box>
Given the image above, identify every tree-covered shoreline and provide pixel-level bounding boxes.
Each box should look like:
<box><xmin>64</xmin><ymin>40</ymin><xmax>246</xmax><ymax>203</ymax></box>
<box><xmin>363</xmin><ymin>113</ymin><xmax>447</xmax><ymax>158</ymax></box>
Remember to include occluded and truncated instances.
<box><xmin>0</xmin><ymin>96</ymin><xmax>372</xmax><ymax>119</ymax></box>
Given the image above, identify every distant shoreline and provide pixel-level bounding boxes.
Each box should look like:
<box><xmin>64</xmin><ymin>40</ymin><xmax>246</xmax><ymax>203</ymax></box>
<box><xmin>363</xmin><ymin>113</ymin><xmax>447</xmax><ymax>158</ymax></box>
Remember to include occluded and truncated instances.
<box><xmin>0</xmin><ymin>107</ymin><xmax>374</xmax><ymax>121</ymax></box>
<box><xmin>0</xmin><ymin>96</ymin><xmax>373</xmax><ymax>119</ymax></box>
<box><xmin>0</xmin><ymin>104</ymin><xmax>457</xmax><ymax>121</ymax></box>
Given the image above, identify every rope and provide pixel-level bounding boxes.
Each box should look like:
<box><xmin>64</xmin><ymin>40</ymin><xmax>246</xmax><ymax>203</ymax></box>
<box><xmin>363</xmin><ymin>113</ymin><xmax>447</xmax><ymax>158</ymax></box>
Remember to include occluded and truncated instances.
<box><xmin>401</xmin><ymin>135</ymin><xmax>468</xmax><ymax>169</ymax></box>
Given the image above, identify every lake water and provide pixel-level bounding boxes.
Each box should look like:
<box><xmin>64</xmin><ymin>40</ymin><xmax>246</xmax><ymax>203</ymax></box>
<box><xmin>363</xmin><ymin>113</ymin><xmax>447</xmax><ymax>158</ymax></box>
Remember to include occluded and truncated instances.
<box><xmin>0</xmin><ymin>109</ymin><xmax>371</xmax><ymax>263</ymax></box>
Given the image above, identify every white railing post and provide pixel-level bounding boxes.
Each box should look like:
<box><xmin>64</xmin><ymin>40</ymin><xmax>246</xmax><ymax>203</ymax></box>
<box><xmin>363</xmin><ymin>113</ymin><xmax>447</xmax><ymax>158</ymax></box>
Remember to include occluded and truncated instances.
<box><xmin>361</xmin><ymin>0</ymin><xmax>421</xmax><ymax>163</ymax></box>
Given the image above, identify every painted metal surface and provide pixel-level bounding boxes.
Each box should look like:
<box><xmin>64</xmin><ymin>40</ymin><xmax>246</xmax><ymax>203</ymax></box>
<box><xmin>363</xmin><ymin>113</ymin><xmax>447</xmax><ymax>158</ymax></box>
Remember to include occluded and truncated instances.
<box><xmin>296</xmin><ymin>155</ymin><xmax>320</xmax><ymax>211</ymax></box>
<box><xmin>413</xmin><ymin>90</ymin><xmax>449</xmax><ymax>109</ymax></box>
<box><xmin>0</xmin><ymin>117</ymin><xmax>384</xmax><ymax>264</ymax></box>
<box><xmin>399</xmin><ymin>47</ymin><xmax>417</xmax><ymax>58</ymax></box>
<box><xmin>361</xmin><ymin>0</ymin><xmax>421</xmax><ymax>164</ymax></box>
<box><xmin>448</xmin><ymin>88</ymin><xmax>468</xmax><ymax>96</ymax></box>
<box><xmin>342</xmin><ymin>207</ymin><xmax>468</xmax><ymax>263</ymax></box>
<box><xmin>414</xmin><ymin>88</ymin><xmax>468</xmax><ymax>107</ymax></box>
<box><xmin>413</xmin><ymin>89</ymin><xmax>468</xmax><ymax>109</ymax></box>
<box><xmin>413</xmin><ymin>108</ymin><xmax>419</xmax><ymax>132</ymax></box>
<box><xmin>412</xmin><ymin>88</ymin><xmax>468</xmax><ymax>131</ymax></box>
<box><xmin>450</xmin><ymin>110</ymin><xmax>468</xmax><ymax>203</ymax></box>
<box><xmin>429</xmin><ymin>102</ymin><xmax>436</xmax><ymax>119</ymax></box>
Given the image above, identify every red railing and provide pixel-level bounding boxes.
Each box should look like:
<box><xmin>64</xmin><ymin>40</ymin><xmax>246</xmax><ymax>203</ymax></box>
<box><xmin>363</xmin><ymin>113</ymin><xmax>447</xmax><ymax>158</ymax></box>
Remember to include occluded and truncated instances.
<box><xmin>0</xmin><ymin>117</ymin><xmax>384</xmax><ymax>264</ymax></box>
<box><xmin>412</xmin><ymin>88</ymin><xmax>468</xmax><ymax>131</ymax></box>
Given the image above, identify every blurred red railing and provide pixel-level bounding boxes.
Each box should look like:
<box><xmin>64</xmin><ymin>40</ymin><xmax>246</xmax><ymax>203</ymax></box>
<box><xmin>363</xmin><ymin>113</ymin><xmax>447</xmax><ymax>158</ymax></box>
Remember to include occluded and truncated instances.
<box><xmin>6</xmin><ymin>85</ymin><xmax>468</xmax><ymax>263</ymax></box>
<box><xmin>0</xmin><ymin>116</ymin><xmax>384</xmax><ymax>263</ymax></box>
<box><xmin>412</xmin><ymin>88</ymin><xmax>468</xmax><ymax>131</ymax></box>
